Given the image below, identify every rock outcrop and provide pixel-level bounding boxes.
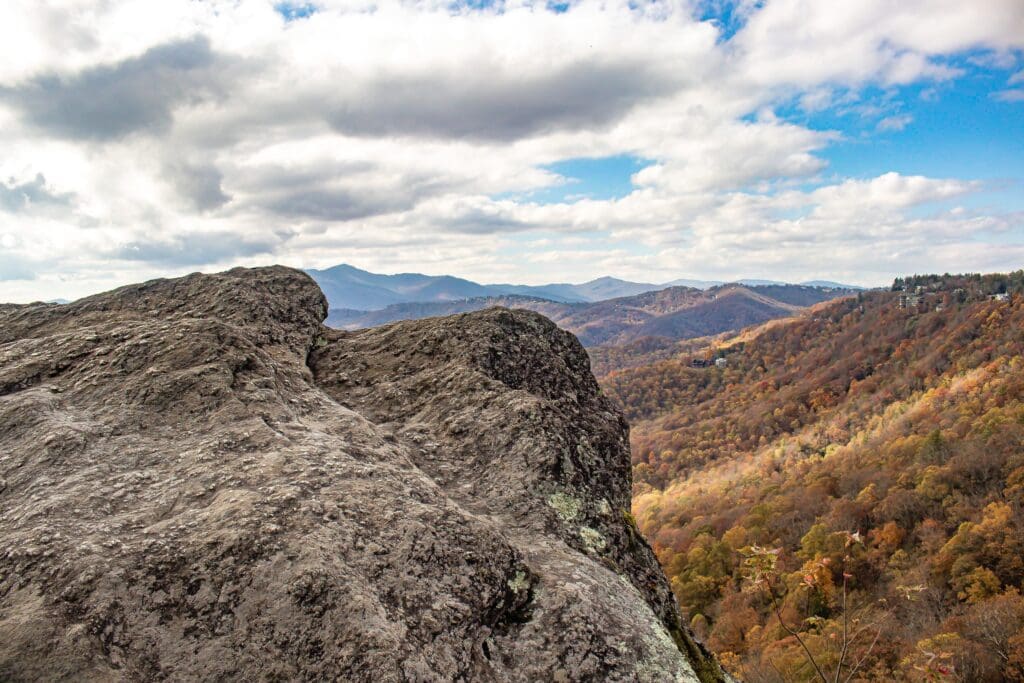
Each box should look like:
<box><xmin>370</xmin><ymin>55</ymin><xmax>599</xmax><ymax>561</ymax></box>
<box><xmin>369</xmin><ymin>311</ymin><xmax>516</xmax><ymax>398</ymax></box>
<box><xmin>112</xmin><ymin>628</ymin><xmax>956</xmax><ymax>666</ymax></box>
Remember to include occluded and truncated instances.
<box><xmin>0</xmin><ymin>266</ymin><xmax>728</xmax><ymax>682</ymax></box>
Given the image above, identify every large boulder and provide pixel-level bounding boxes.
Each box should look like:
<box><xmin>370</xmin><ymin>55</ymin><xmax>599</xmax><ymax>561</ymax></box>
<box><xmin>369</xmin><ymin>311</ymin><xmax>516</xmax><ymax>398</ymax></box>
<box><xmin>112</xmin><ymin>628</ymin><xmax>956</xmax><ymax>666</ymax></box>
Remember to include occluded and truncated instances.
<box><xmin>0</xmin><ymin>266</ymin><xmax>727</xmax><ymax>682</ymax></box>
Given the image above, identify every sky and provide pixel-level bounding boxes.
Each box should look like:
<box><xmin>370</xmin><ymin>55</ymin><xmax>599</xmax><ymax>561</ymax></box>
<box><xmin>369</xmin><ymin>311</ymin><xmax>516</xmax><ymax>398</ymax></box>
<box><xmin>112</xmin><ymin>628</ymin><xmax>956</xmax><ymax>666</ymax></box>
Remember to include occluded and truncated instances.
<box><xmin>0</xmin><ymin>0</ymin><xmax>1023</xmax><ymax>302</ymax></box>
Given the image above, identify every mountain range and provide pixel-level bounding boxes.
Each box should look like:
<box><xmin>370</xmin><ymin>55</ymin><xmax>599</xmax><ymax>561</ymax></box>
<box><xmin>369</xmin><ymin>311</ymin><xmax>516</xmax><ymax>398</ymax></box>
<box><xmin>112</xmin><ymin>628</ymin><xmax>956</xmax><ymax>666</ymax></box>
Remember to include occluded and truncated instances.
<box><xmin>307</xmin><ymin>263</ymin><xmax>863</xmax><ymax>311</ymax></box>
<box><xmin>327</xmin><ymin>282</ymin><xmax>858</xmax><ymax>347</ymax></box>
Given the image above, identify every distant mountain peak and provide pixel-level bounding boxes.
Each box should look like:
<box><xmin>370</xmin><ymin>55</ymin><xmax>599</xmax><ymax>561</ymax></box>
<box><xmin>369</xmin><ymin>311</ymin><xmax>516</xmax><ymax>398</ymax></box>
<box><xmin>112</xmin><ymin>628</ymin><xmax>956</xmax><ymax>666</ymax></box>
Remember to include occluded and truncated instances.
<box><xmin>307</xmin><ymin>262</ymin><xmax>863</xmax><ymax>312</ymax></box>
<box><xmin>582</xmin><ymin>275</ymin><xmax>633</xmax><ymax>285</ymax></box>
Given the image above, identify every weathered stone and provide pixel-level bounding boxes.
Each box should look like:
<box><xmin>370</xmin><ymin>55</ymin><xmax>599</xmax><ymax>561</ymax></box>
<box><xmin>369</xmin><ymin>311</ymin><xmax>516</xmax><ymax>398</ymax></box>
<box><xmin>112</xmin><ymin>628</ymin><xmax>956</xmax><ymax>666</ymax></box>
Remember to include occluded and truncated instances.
<box><xmin>0</xmin><ymin>266</ymin><xmax>728</xmax><ymax>682</ymax></box>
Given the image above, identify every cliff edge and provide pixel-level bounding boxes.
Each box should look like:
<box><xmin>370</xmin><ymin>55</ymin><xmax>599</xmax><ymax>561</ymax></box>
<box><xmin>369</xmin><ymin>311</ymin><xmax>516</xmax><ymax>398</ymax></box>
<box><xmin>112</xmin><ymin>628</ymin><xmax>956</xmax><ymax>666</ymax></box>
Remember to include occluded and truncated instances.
<box><xmin>0</xmin><ymin>266</ymin><xmax>727</xmax><ymax>682</ymax></box>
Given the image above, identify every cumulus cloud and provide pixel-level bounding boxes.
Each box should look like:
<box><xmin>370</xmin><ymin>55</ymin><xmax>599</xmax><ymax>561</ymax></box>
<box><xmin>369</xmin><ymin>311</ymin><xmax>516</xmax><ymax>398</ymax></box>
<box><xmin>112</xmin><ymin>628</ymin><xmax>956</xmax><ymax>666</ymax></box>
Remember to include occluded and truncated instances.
<box><xmin>732</xmin><ymin>0</ymin><xmax>1024</xmax><ymax>88</ymax></box>
<box><xmin>163</xmin><ymin>160</ymin><xmax>232</xmax><ymax>211</ymax></box>
<box><xmin>631</xmin><ymin>116</ymin><xmax>833</xmax><ymax>192</ymax></box>
<box><xmin>586</xmin><ymin>179</ymin><xmax>1014</xmax><ymax>285</ymax></box>
<box><xmin>1</xmin><ymin>36</ymin><xmax>236</xmax><ymax>141</ymax></box>
<box><xmin>234</xmin><ymin>157</ymin><xmax>463</xmax><ymax>221</ymax></box>
<box><xmin>0</xmin><ymin>174</ymin><xmax>73</xmax><ymax>212</ymax></box>
<box><xmin>0</xmin><ymin>0</ymin><xmax>1022</xmax><ymax>301</ymax></box>
<box><xmin>112</xmin><ymin>229</ymin><xmax>289</xmax><ymax>267</ymax></box>
<box><xmin>323</xmin><ymin>59</ymin><xmax>678</xmax><ymax>141</ymax></box>
<box><xmin>261</xmin><ymin>187</ymin><xmax>410</xmax><ymax>221</ymax></box>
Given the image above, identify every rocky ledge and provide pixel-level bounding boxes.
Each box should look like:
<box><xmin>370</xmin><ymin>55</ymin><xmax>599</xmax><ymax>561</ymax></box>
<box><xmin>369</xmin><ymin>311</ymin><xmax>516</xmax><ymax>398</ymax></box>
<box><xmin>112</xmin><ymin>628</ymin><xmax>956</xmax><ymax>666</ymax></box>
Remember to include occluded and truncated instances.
<box><xmin>0</xmin><ymin>266</ymin><xmax>727</xmax><ymax>682</ymax></box>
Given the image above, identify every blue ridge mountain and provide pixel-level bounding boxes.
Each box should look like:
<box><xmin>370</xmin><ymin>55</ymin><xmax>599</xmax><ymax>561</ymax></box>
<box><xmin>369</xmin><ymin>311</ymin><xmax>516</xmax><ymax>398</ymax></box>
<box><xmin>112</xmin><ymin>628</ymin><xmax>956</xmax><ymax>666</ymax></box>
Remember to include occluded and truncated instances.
<box><xmin>327</xmin><ymin>283</ymin><xmax>857</xmax><ymax>348</ymax></box>
<box><xmin>308</xmin><ymin>262</ymin><xmax>864</xmax><ymax>313</ymax></box>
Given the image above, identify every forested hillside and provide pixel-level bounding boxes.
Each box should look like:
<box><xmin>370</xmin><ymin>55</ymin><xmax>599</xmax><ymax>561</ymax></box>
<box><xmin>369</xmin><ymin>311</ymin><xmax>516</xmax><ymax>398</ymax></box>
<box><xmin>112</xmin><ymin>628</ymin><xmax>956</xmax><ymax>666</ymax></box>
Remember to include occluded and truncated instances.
<box><xmin>603</xmin><ymin>272</ymin><xmax>1024</xmax><ymax>681</ymax></box>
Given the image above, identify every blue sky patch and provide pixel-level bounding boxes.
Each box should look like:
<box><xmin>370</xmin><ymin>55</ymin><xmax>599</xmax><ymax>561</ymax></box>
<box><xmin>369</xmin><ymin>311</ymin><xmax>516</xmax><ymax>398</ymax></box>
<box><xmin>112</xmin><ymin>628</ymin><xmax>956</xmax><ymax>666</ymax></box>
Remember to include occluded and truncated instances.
<box><xmin>766</xmin><ymin>51</ymin><xmax>1024</xmax><ymax>213</ymax></box>
<box><xmin>274</xmin><ymin>3</ymin><xmax>317</xmax><ymax>21</ymax></box>
<box><xmin>446</xmin><ymin>0</ymin><xmax>571</xmax><ymax>13</ymax></box>
<box><xmin>698</xmin><ymin>0</ymin><xmax>762</xmax><ymax>42</ymax></box>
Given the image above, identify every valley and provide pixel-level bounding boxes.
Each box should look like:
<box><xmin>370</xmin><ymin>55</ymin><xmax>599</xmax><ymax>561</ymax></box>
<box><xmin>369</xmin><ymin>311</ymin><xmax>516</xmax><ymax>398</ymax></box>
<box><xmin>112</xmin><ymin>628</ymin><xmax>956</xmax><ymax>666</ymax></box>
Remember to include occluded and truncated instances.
<box><xmin>316</xmin><ymin>263</ymin><xmax>856</xmax><ymax>349</ymax></box>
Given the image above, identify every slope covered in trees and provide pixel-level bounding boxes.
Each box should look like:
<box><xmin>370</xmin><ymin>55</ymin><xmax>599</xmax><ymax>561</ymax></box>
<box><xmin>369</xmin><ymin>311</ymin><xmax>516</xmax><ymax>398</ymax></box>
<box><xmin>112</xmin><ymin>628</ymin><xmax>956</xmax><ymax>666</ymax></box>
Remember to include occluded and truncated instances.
<box><xmin>602</xmin><ymin>272</ymin><xmax>1024</xmax><ymax>681</ymax></box>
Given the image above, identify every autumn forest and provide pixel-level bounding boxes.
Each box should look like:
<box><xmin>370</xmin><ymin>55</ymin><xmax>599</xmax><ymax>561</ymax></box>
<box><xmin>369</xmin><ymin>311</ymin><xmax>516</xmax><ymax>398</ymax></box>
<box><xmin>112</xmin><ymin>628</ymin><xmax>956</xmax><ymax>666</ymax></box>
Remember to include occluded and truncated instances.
<box><xmin>598</xmin><ymin>272</ymin><xmax>1024</xmax><ymax>681</ymax></box>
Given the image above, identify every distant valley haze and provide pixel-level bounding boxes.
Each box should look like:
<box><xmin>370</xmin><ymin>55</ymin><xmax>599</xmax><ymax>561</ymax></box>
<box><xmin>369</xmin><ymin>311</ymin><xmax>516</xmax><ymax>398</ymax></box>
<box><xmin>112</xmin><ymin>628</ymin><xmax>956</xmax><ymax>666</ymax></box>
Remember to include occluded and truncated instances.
<box><xmin>307</xmin><ymin>262</ymin><xmax>861</xmax><ymax>349</ymax></box>
<box><xmin>306</xmin><ymin>262</ymin><xmax>864</xmax><ymax>311</ymax></box>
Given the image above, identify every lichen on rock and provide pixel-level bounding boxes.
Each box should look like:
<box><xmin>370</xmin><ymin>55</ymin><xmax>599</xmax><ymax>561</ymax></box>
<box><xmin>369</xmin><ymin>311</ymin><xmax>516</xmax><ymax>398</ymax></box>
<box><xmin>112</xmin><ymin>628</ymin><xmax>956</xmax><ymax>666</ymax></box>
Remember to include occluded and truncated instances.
<box><xmin>548</xmin><ymin>491</ymin><xmax>582</xmax><ymax>522</ymax></box>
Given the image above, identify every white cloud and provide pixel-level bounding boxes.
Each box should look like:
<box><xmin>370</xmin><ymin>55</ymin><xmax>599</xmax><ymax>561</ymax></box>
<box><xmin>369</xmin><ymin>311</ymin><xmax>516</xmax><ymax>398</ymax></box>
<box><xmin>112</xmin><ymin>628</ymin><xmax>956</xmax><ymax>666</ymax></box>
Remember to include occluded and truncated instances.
<box><xmin>734</xmin><ymin>0</ymin><xmax>1024</xmax><ymax>88</ymax></box>
<box><xmin>994</xmin><ymin>88</ymin><xmax>1024</xmax><ymax>102</ymax></box>
<box><xmin>0</xmin><ymin>0</ymin><xmax>1022</xmax><ymax>301</ymax></box>
<box><xmin>876</xmin><ymin>114</ymin><xmax>913</xmax><ymax>132</ymax></box>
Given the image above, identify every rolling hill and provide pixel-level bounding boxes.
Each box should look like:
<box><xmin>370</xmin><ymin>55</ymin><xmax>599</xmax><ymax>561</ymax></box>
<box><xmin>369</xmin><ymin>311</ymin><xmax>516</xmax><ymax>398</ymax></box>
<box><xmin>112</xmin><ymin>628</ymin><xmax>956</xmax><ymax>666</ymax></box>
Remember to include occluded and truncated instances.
<box><xmin>327</xmin><ymin>283</ymin><xmax>856</xmax><ymax>347</ymax></box>
<box><xmin>600</xmin><ymin>271</ymin><xmax>1024</xmax><ymax>681</ymax></box>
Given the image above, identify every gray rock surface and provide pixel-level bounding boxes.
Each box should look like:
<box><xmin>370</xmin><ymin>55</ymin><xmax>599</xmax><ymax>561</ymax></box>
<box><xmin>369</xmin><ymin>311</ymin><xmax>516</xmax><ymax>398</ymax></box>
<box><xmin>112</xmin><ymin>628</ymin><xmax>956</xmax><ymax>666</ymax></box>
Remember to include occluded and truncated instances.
<box><xmin>0</xmin><ymin>266</ymin><xmax>728</xmax><ymax>682</ymax></box>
